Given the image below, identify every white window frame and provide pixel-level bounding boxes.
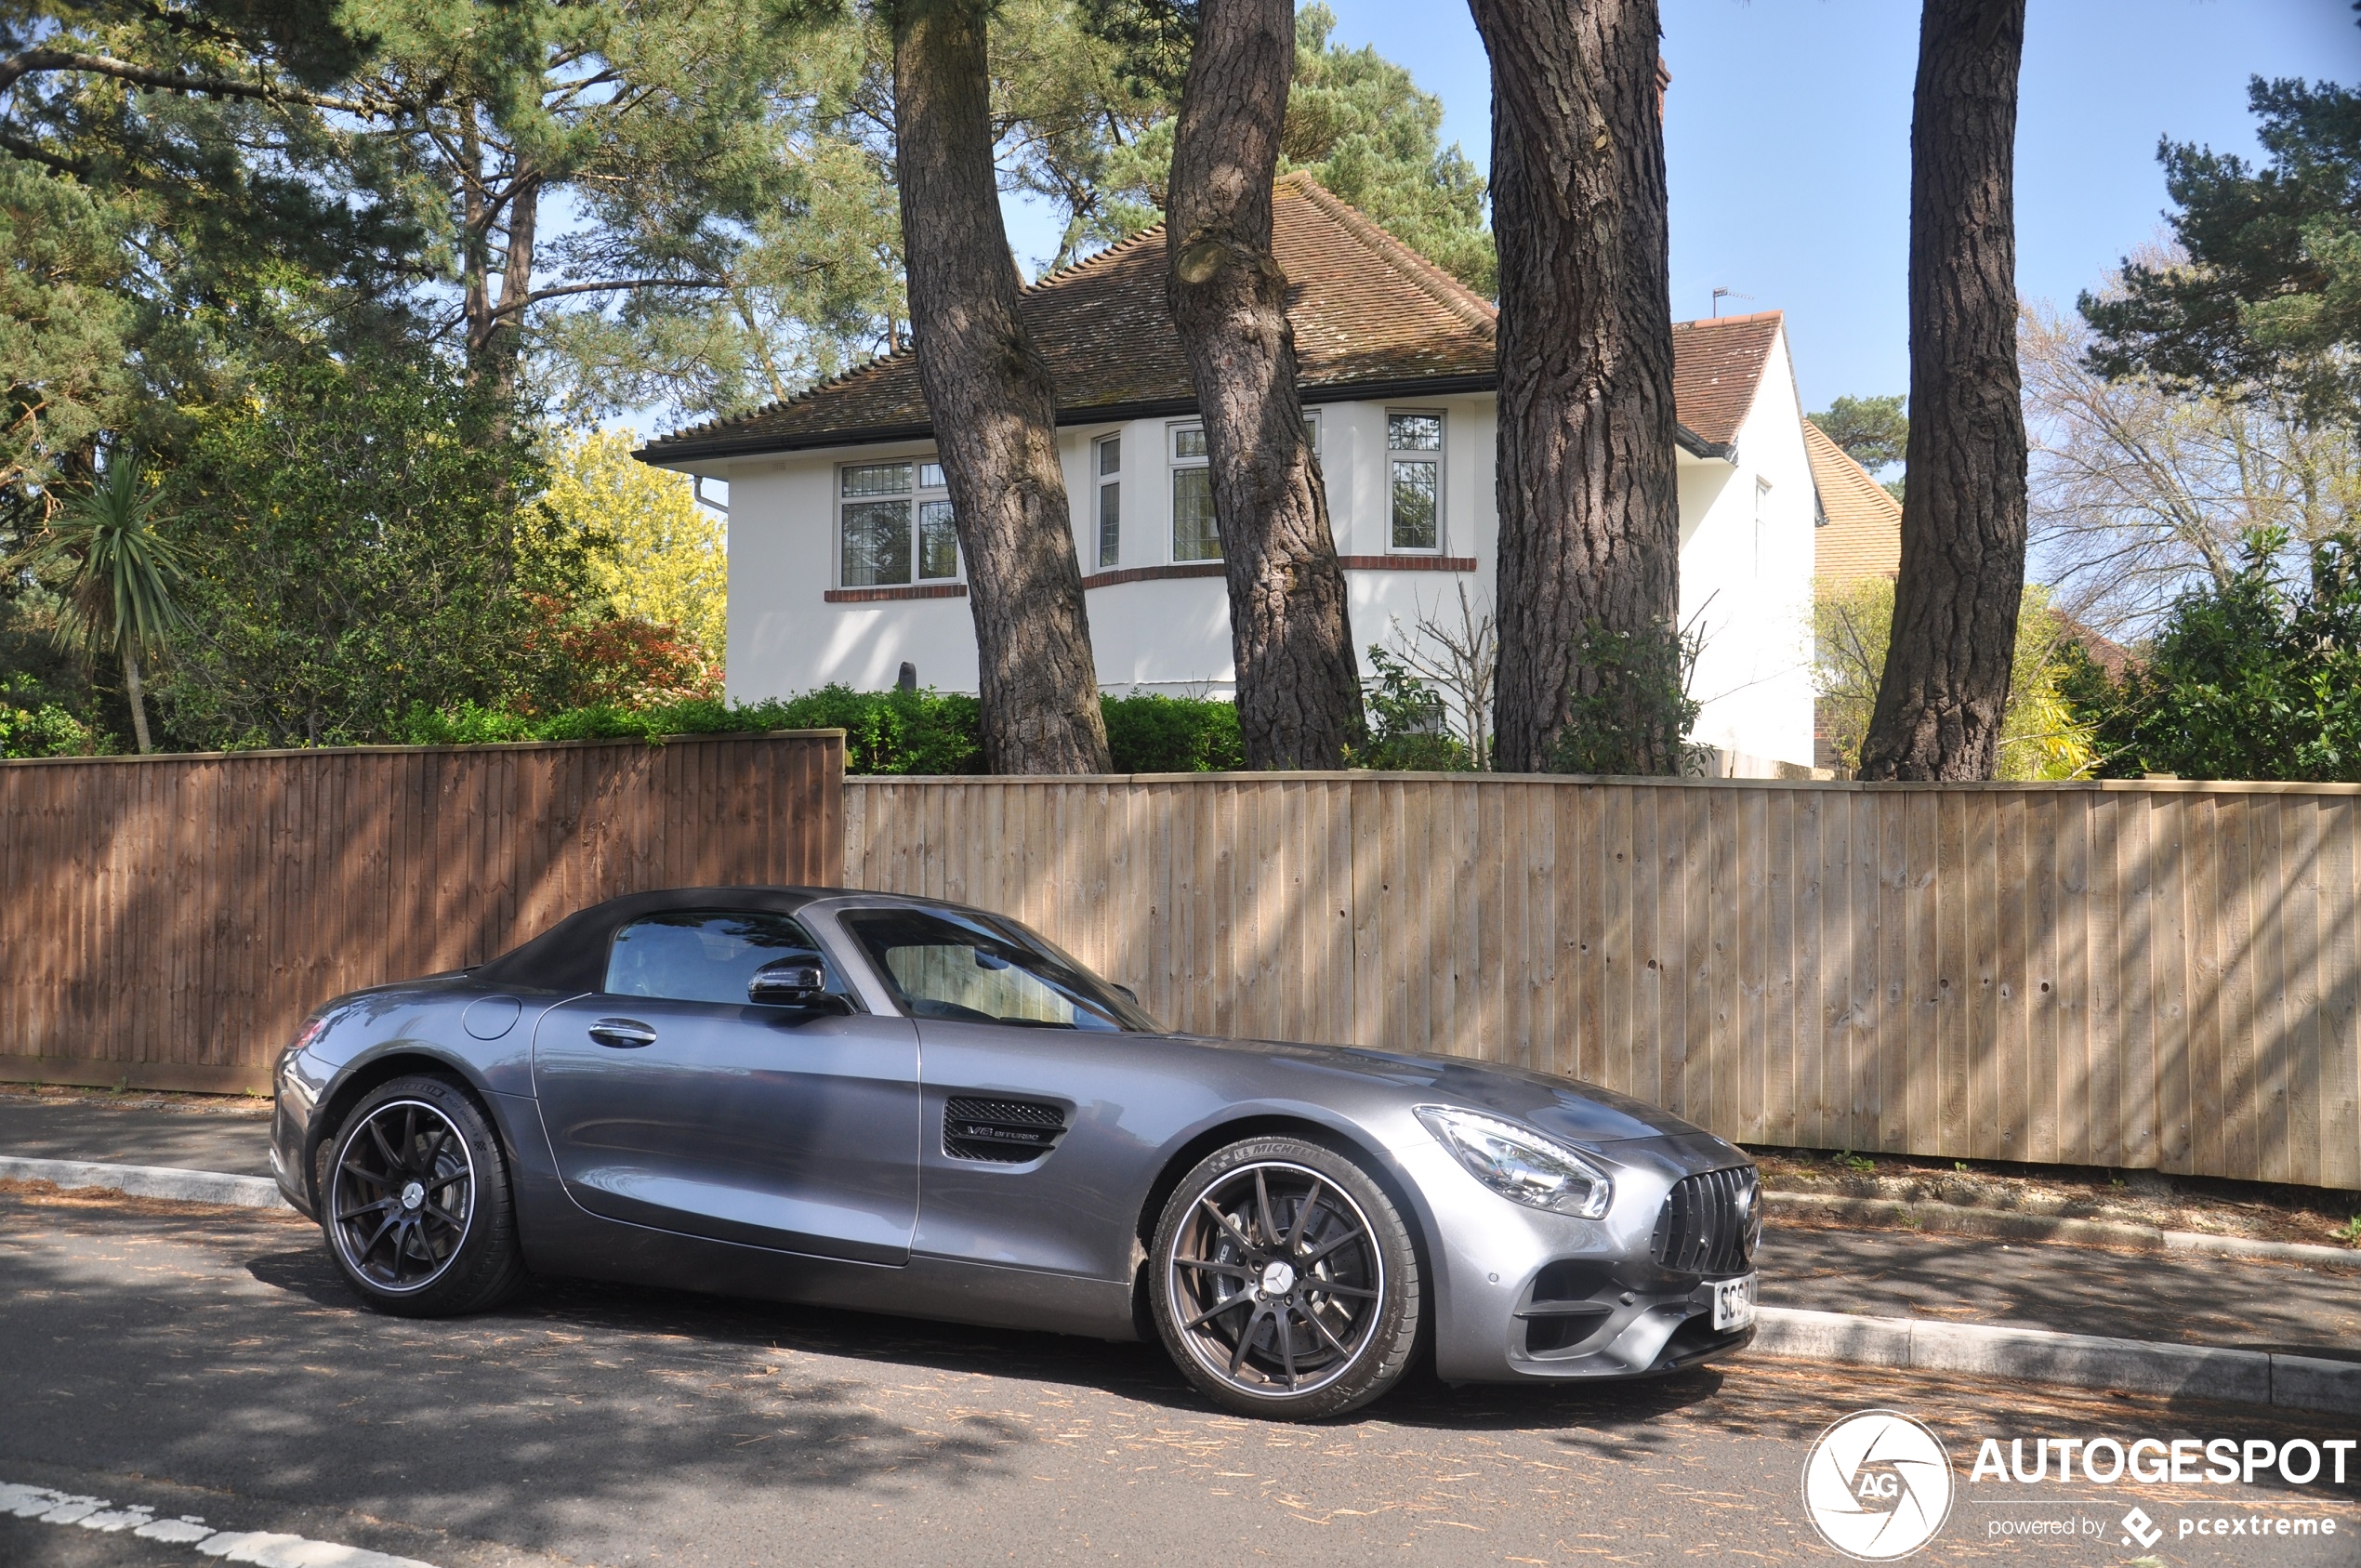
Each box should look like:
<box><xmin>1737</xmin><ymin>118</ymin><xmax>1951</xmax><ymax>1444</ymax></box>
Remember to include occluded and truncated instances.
<box><xmin>1169</xmin><ymin>421</ymin><xmax>1219</xmax><ymax>563</ymax></box>
<box><xmin>1385</xmin><ymin>409</ymin><xmax>1445</xmax><ymax>554</ymax></box>
<box><xmin>835</xmin><ymin>457</ymin><xmax>960</xmax><ymax>588</ymax></box>
<box><xmin>1094</xmin><ymin>434</ymin><xmax>1123</xmax><ymax>570</ymax></box>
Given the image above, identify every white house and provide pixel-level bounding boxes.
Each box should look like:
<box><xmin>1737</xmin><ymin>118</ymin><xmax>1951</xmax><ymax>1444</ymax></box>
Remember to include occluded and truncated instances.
<box><xmin>638</xmin><ymin>174</ymin><xmax>1820</xmax><ymax>773</ymax></box>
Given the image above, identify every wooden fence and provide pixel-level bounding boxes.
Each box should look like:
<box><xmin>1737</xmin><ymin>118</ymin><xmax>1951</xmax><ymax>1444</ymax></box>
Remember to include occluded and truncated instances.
<box><xmin>846</xmin><ymin>774</ymin><xmax>2361</xmax><ymax>1191</ymax></box>
<box><xmin>0</xmin><ymin>731</ymin><xmax>844</xmax><ymax>1094</ymax></box>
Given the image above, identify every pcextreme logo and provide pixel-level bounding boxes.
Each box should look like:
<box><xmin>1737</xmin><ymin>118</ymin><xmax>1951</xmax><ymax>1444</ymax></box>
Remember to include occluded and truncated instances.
<box><xmin>1802</xmin><ymin>1410</ymin><xmax>1957</xmax><ymax>1561</ymax></box>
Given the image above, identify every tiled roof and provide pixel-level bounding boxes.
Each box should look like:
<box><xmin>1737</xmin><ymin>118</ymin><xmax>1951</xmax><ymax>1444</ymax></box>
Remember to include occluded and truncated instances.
<box><xmin>1668</xmin><ymin>311</ymin><xmax>1783</xmax><ymax>449</ymax></box>
<box><xmin>640</xmin><ymin>173</ymin><xmax>1497</xmax><ymax>462</ymax></box>
<box><xmin>1804</xmin><ymin>417</ymin><xmax>1903</xmax><ymax>583</ymax></box>
<box><xmin>640</xmin><ymin>178</ymin><xmax>1786</xmax><ymax>464</ymax></box>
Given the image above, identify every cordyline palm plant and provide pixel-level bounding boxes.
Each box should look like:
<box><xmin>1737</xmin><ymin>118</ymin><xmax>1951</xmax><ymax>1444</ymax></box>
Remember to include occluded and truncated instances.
<box><xmin>15</xmin><ymin>456</ymin><xmax>188</xmax><ymax>754</ymax></box>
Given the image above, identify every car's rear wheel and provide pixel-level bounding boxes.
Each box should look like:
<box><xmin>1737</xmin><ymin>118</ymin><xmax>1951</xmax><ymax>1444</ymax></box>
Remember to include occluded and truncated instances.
<box><xmin>1151</xmin><ymin>1136</ymin><xmax>1421</xmax><ymax>1419</ymax></box>
<box><xmin>321</xmin><ymin>1074</ymin><xmax>524</xmax><ymax>1317</ymax></box>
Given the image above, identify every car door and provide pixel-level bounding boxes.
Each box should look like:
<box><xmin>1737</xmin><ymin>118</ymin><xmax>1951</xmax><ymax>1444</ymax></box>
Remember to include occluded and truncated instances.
<box><xmin>531</xmin><ymin>908</ymin><xmax>920</xmax><ymax>1265</ymax></box>
<box><xmin>832</xmin><ymin>906</ymin><xmax>1175</xmax><ymax>1282</ymax></box>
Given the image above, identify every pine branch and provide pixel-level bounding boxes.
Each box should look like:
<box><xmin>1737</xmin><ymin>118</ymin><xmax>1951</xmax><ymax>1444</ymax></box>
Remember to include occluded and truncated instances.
<box><xmin>0</xmin><ymin>46</ymin><xmax>383</xmax><ymax>114</ymax></box>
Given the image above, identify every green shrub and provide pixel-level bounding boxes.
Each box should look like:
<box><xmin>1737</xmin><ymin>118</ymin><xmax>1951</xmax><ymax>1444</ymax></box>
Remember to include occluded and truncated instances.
<box><xmin>0</xmin><ymin>676</ymin><xmax>111</xmax><ymax>758</ymax></box>
<box><xmin>397</xmin><ymin>687</ymin><xmax>1246</xmax><ymax>775</ymax></box>
<box><xmin>1101</xmin><ymin>692</ymin><xmax>1245</xmax><ymax>771</ymax></box>
<box><xmin>397</xmin><ymin>686</ymin><xmax>983</xmax><ymax>774</ymax></box>
<box><xmin>1349</xmin><ymin>645</ymin><xmax>1478</xmax><ymax>771</ymax></box>
<box><xmin>2069</xmin><ymin>530</ymin><xmax>2361</xmax><ymax>782</ymax></box>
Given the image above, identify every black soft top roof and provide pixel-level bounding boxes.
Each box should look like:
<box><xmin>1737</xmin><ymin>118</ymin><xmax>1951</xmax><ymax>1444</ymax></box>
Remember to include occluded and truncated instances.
<box><xmin>473</xmin><ymin>886</ymin><xmax>833</xmax><ymax>995</ymax></box>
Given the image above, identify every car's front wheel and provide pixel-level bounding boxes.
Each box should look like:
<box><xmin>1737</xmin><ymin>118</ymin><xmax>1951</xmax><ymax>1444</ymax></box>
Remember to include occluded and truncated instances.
<box><xmin>320</xmin><ymin>1074</ymin><xmax>525</xmax><ymax>1317</ymax></box>
<box><xmin>1151</xmin><ymin>1136</ymin><xmax>1421</xmax><ymax>1419</ymax></box>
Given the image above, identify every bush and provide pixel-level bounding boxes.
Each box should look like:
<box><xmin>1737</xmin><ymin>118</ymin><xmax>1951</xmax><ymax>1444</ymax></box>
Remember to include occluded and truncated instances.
<box><xmin>1101</xmin><ymin>692</ymin><xmax>1245</xmax><ymax>771</ymax></box>
<box><xmin>397</xmin><ymin>686</ymin><xmax>983</xmax><ymax>774</ymax></box>
<box><xmin>1551</xmin><ymin>619</ymin><xmax>1703</xmax><ymax>776</ymax></box>
<box><xmin>2070</xmin><ymin>529</ymin><xmax>2361</xmax><ymax>782</ymax></box>
<box><xmin>0</xmin><ymin>675</ymin><xmax>111</xmax><ymax>758</ymax></box>
<box><xmin>1348</xmin><ymin>645</ymin><xmax>1477</xmax><ymax>771</ymax></box>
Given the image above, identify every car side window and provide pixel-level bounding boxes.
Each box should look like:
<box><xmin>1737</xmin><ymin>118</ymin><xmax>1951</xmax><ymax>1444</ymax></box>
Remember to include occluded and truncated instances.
<box><xmin>604</xmin><ymin>911</ymin><xmax>838</xmax><ymax>1007</ymax></box>
<box><xmin>840</xmin><ymin>909</ymin><xmax>1140</xmax><ymax>1032</ymax></box>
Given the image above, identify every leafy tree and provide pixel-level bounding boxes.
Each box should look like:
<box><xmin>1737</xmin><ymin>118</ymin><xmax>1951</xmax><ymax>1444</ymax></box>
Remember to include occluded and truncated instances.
<box><xmin>543</xmin><ymin>428</ymin><xmax>728</xmax><ymax>662</ymax></box>
<box><xmin>0</xmin><ymin>672</ymin><xmax>107</xmax><ymax>757</ymax></box>
<box><xmin>995</xmin><ymin>0</ymin><xmax>1178</xmax><ymax>272</ymax></box>
<box><xmin>1815</xmin><ymin>576</ymin><xmax>2096</xmax><ymax>781</ymax></box>
<box><xmin>154</xmin><ymin>351</ymin><xmax>586</xmax><ymax>749</ymax></box>
<box><xmin>2024</xmin><ymin>297</ymin><xmax>2359</xmax><ymax>635</ymax></box>
<box><xmin>1809</xmin><ymin>392</ymin><xmax>1908</xmax><ymax>499</ymax></box>
<box><xmin>1280</xmin><ymin>5</ymin><xmax>1491</xmax><ymax>293</ymax></box>
<box><xmin>5</xmin><ymin>1</ymin><xmax>908</xmax><ymax>433</ymax></box>
<box><xmin>2067</xmin><ymin>529</ymin><xmax>2361</xmax><ymax>783</ymax></box>
<box><xmin>0</xmin><ymin>157</ymin><xmax>130</xmax><ymax>520</ymax></box>
<box><xmin>2082</xmin><ymin>63</ymin><xmax>2361</xmax><ymax>431</ymax></box>
<box><xmin>10</xmin><ymin>455</ymin><xmax>186</xmax><ymax>752</ymax></box>
<box><xmin>1085</xmin><ymin>4</ymin><xmax>1492</xmax><ymax>291</ymax></box>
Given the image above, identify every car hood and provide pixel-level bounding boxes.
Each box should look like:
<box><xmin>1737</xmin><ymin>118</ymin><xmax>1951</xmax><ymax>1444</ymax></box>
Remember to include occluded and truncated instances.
<box><xmin>1167</xmin><ymin>1033</ymin><xmax>1714</xmax><ymax>1148</ymax></box>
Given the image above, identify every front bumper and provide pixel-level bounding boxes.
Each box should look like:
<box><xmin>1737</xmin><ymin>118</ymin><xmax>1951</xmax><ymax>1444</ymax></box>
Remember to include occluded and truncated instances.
<box><xmin>1400</xmin><ymin>1131</ymin><xmax>1760</xmax><ymax>1384</ymax></box>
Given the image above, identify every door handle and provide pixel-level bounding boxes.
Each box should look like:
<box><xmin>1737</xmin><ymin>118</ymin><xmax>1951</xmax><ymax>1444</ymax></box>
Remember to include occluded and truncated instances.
<box><xmin>587</xmin><ymin>1018</ymin><xmax>658</xmax><ymax>1049</ymax></box>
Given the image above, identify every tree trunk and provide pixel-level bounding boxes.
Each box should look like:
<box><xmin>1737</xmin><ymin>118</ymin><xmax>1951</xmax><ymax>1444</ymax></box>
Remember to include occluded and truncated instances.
<box><xmin>891</xmin><ymin>0</ymin><xmax>1109</xmax><ymax>774</ymax></box>
<box><xmin>121</xmin><ymin>642</ymin><xmax>152</xmax><ymax>755</ymax></box>
<box><xmin>1165</xmin><ymin>0</ymin><xmax>1363</xmax><ymax>769</ymax></box>
<box><xmin>1857</xmin><ymin>0</ymin><xmax>2028</xmax><ymax>781</ymax></box>
<box><xmin>1469</xmin><ymin>0</ymin><xmax>1682</xmax><ymax>774</ymax></box>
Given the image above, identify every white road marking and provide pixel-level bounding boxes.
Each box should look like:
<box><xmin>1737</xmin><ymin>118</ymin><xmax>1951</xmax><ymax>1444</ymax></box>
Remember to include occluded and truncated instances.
<box><xmin>0</xmin><ymin>1484</ymin><xmax>438</xmax><ymax>1568</ymax></box>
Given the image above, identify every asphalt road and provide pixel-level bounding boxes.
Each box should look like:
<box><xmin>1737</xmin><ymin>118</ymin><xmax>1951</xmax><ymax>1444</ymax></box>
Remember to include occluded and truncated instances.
<box><xmin>4</xmin><ymin>1185</ymin><xmax>2356</xmax><ymax>1568</ymax></box>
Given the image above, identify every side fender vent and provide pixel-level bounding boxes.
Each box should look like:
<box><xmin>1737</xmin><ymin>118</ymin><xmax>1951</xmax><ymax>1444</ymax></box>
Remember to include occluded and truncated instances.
<box><xmin>943</xmin><ymin>1097</ymin><xmax>1068</xmax><ymax>1164</ymax></box>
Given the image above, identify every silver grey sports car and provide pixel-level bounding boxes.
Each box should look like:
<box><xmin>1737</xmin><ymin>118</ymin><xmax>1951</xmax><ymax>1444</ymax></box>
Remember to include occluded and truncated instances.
<box><xmin>272</xmin><ymin>886</ymin><xmax>1761</xmax><ymax>1419</ymax></box>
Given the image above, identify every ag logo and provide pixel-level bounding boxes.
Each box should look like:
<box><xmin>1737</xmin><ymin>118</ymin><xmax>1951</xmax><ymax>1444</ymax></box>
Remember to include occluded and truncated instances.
<box><xmin>1802</xmin><ymin>1410</ymin><xmax>1955</xmax><ymax>1560</ymax></box>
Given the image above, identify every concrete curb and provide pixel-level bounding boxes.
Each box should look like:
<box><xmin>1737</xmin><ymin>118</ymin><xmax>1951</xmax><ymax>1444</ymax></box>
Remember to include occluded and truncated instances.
<box><xmin>1753</xmin><ymin>1307</ymin><xmax>2361</xmax><ymax>1414</ymax></box>
<box><xmin>0</xmin><ymin>1155</ymin><xmax>290</xmax><ymax>1210</ymax></box>
<box><xmin>1768</xmin><ymin>1190</ymin><xmax>2361</xmax><ymax>1268</ymax></box>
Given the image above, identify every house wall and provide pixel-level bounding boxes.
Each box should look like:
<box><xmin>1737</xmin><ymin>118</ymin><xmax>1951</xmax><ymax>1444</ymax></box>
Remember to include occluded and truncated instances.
<box><xmin>713</xmin><ymin>393</ymin><xmax>1502</xmax><ymax>703</ymax></box>
<box><xmin>706</xmin><ymin>372</ymin><xmax>1815</xmax><ymax>771</ymax></box>
<box><xmin>1675</xmin><ymin>327</ymin><xmax>1818</xmax><ymax>770</ymax></box>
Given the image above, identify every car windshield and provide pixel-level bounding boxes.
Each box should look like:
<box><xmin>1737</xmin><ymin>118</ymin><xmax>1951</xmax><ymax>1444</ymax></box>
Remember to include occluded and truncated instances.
<box><xmin>840</xmin><ymin>908</ymin><xmax>1157</xmax><ymax>1033</ymax></box>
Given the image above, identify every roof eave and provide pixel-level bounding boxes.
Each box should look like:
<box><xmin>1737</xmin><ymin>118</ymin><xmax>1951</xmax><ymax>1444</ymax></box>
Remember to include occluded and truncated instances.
<box><xmin>1676</xmin><ymin>423</ymin><xmax>1734</xmax><ymax>461</ymax></box>
<box><xmin>635</xmin><ymin>372</ymin><xmax>1504</xmax><ymax>465</ymax></box>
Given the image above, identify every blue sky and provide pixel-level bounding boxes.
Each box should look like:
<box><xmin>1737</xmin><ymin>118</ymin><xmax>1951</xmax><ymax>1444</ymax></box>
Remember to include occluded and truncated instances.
<box><xmin>1005</xmin><ymin>0</ymin><xmax>2359</xmax><ymax>415</ymax></box>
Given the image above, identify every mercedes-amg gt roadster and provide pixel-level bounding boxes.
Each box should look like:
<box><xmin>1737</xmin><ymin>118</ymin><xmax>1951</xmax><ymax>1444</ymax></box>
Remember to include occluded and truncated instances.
<box><xmin>273</xmin><ymin>887</ymin><xmax>1761</xmax><ymax>1418</ymax></box>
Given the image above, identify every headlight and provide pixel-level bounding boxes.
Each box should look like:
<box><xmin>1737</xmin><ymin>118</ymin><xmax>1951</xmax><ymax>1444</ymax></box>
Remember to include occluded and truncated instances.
<box><xmin>1414</xmin><ymin>1106</ymin><xmax>1615</xmax><ymax>1219</ymax></box>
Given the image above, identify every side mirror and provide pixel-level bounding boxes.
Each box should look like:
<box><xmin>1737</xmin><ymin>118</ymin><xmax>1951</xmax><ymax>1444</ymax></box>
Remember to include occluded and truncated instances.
<box><xmin>748</xmin><ymin>951</ymin><xmax>831</xmax><ymax>1008</ymax></box>
<box><xmin>1113</xmin><ymin>982</ymin><xmax>1141</xmax><ymax>1005</ymax></box>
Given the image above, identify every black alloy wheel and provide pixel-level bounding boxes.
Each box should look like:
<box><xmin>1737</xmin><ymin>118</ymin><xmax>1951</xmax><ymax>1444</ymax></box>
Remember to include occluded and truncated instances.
<box><xmin>321</xmin><ymin>1074</ymin><xmax>525</xmax><ymax>1316</ymax></box>
<box><xmin>1152</xmin><ymin>1136</ymin><xmax>1421</xmax><ymax>1419</ymax></box>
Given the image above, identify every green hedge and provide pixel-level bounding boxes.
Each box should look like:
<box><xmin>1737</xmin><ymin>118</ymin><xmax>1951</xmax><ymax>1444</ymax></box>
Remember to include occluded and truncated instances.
<box><xmin>396</xmin><ymin>687</ymin><xmax>1246</xmax><ymax>774</ymax></box>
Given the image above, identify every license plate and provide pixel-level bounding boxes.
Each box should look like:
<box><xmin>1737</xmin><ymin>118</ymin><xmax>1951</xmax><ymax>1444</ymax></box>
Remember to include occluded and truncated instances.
<box><xmin>1713</xmin><ymin>1273</ymin><xmax>1758</xmax><ymax>1332</ymax></box>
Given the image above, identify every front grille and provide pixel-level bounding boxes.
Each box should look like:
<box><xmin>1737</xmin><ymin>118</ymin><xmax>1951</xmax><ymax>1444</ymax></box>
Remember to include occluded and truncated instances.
<box><xmin>1650</xmin><ymin>1166</ymin><xmax>1758</xmax><ymax>1275</ymax></box>
<box><xmin>943</xmin><ymin>1097</ymin><xmax>1067</xmax><ymax>1163</ymax></box>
